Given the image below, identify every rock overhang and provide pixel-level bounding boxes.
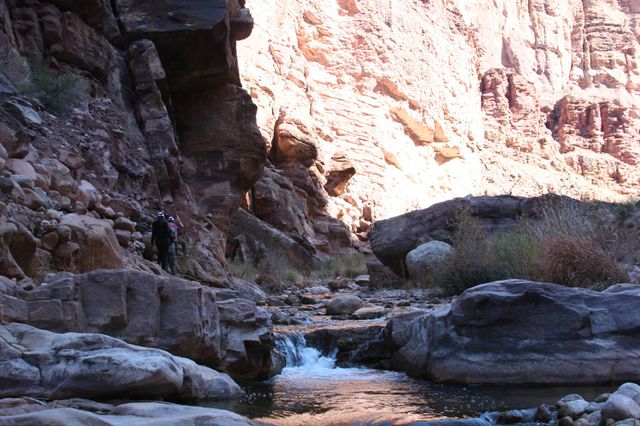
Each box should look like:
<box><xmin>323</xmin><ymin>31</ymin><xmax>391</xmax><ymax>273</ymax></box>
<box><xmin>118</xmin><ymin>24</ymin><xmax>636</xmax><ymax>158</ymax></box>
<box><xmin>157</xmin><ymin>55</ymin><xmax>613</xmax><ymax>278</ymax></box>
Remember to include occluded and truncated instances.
<box><xmin>115</xmin><ymin>0</ymin><xmax>254</xmax><ymax>90</ymax></box>
<box><xmin>115</xmin><ymin>0</ymin><xmax>229</xmax><ymax>35</ymax></box>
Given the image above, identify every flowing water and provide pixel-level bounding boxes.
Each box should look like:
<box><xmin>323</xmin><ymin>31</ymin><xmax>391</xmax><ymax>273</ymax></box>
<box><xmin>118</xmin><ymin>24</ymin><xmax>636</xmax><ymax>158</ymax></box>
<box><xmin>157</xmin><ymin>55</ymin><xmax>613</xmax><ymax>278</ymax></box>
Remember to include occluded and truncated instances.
<box><xmin>206</xmin><ymin>333</ymin><xmax>614</xmax><ymax>425</ymax></box>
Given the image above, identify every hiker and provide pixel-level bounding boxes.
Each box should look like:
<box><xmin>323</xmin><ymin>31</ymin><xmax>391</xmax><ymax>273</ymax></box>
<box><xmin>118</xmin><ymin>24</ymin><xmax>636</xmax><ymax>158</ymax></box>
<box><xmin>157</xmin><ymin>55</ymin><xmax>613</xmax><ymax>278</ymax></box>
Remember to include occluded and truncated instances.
<box><xmin>151</xmin><ymin>211</ymin><xmax>171</xmax><ymax>271</ymax></box>
<box><xmin>167</xmin><ymin>216</ymin><xmax>179</xmax><ymax>275</ymax></box>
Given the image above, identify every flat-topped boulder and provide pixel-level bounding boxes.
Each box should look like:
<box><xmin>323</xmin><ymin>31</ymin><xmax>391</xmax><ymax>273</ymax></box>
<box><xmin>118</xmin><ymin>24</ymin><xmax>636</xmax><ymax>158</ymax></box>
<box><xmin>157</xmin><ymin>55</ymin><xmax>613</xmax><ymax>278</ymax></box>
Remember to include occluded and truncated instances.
<box><xmin>388</xmin><ymin>280</ymin><xmax>640</xmax><ymax>384</ymax></box>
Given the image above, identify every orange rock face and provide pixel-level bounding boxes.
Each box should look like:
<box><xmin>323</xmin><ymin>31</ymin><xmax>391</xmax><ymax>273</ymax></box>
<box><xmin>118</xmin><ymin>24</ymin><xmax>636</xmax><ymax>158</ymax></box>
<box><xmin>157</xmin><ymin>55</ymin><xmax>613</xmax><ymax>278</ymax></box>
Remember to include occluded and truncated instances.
<box><xmin>238</xmin><ymin>0</ymin><xmax>640</xmax><ymax>232</ymax></box>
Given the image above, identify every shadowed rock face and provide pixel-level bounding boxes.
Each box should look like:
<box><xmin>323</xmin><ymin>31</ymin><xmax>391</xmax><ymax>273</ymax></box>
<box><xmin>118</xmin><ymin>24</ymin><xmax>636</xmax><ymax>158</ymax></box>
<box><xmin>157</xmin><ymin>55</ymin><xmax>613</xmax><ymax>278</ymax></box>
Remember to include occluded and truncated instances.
<box><xmin>115</xmin><ymin>0</ymin><xmax>235</xmax><ymax>87</ymax></box>
<box><xmin>0</xmin><ymin>0</ymin><xmax>266</xmax><ymax>274</ymax></box>
<box><xmin>388</xmin><ymin>280</ymin><xmax>640</xmax><ymax>384</ymax></box>
<box><xmin>115</xmin><ymin>0</ymin><xmax>266</xmax><ymax>258</ymax></box>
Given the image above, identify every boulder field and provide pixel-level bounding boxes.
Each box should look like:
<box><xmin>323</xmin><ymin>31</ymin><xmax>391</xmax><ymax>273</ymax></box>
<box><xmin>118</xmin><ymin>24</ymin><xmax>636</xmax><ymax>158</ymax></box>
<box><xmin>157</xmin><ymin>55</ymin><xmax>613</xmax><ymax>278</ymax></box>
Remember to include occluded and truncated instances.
<box><xmin>388</xmin><ymin>280</ymin><xmax>640</xmax><ymax>384</ymax></box>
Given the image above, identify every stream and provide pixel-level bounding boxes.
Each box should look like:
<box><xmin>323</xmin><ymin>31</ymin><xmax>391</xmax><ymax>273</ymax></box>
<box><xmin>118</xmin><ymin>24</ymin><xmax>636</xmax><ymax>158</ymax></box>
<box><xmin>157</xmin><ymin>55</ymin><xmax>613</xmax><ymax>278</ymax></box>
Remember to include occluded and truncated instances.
<box><xmin>205</xmin><ymin>333</ymin><xmax>615</xmax><ymax>425</ymax></box>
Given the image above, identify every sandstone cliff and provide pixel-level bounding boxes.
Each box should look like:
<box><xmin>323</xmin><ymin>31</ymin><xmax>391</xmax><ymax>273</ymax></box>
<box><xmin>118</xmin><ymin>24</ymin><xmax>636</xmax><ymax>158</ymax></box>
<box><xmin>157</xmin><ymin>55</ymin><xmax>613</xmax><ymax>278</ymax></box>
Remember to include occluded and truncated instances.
<box><xmin>239</xmin><ymin>0</ymin><xmax>640</xmax><ymax>241</ymax></box>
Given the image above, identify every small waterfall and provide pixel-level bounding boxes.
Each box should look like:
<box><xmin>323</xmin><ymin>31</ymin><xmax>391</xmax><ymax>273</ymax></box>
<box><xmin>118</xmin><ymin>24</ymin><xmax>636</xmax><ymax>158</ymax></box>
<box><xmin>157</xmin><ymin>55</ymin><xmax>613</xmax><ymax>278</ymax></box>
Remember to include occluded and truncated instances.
<box><xmin>275</xmin><ymin>331</ymin><xmax>307</xmax><ymax>366</ymax></box>
<box><xmin>275</xmin><ymin>332</ymin><xmax>337</xmax><ymax>371</ymax></box>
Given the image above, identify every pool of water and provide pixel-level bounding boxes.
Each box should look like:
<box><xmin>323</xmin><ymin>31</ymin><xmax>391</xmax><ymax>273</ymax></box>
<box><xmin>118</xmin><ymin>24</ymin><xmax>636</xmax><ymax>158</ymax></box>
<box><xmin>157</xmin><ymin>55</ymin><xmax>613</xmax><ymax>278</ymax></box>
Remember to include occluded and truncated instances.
<box><xmin>205</xmin><ymin>335</ymin><xmax>615</xmax><ymax>425</ymax></box>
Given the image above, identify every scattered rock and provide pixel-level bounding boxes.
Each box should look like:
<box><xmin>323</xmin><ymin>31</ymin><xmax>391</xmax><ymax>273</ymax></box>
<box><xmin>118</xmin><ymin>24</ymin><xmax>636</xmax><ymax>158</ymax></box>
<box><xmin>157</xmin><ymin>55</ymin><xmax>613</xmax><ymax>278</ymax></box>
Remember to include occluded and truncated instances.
<box><xmin>557</xmin><ymin>394</ymin><xmax>589</xmax><ymax>419</ymax></box>
<box><xmin>307</xmin><ymin>285</ymin><xmax>330</xmax><ymax>295</ymax></box>
<box><xmin>328</xmin><ymin>277</ymin><xmax>350</xmax><ymax>291</ymax></box>
<box><xmin>601</xmin><ymin>394</ymin><xmax>640</xmax><ymax>421</ymax></box>
<box><xmin>405</xmin><ymin>240</ymin><xmax>453</xmax><ymax>280</ymax></box>
<box><xmin>353</xmin><ymin>306</ymin><xmax>386</xmax><ymax>320</ymax></box>
<box><xmin>114</xmin><ymin>217</ymin><xmax>136</xmax><ymax>233</ymax></box>
<box><xmin>326</xmin><ymin>294</ymin><xmax>366</xmax><ymax>315</ymax></box>
<box><xmin>59</xmin><ymin>214</ymin><xmax>123</xmax><ymax>272</ymax></box>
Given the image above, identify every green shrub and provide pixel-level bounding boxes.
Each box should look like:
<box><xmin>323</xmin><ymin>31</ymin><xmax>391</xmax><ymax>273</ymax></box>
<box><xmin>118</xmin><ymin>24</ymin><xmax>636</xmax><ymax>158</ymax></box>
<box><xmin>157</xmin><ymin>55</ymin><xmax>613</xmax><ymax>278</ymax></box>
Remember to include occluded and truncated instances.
<box><xmin>228</xmin><ymin>257</ymin><xmax>258</xmax><ymax>281</ymax></box>
<box><xmin>425</xmin><ymin>210</ymin><xmax>493</xmax><ymax>295</ymax></box>
<box><xmin>487</xmin><ymin>228</ymin><xmax>541</xmax><ymax>281</ymax></box>
<box><xmin>23</xmin><ymin>62</ymin><xmax>89</xmax><ymax>115</ymax></box>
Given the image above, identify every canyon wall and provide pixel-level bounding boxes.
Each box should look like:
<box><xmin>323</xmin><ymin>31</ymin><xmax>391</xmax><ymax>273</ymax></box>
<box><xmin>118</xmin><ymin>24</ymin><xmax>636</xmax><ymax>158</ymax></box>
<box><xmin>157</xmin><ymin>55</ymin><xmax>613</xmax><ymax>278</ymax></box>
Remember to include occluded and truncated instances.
<box><xmin>238</xmin><ymin>0</ymin><xmax>640</xmax><ymax>238</ymax></box>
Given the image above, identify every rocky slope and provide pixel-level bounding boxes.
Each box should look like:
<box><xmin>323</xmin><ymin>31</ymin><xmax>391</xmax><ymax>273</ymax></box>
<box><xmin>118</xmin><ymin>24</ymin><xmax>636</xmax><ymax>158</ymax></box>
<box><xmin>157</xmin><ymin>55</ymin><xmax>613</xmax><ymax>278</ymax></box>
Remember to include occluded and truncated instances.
<box><xmin>0</xmin><ymin>0</ymin><xmax>276</xmax><ymax>282</ymax></box>
<box><xmin>238</xmin><ymin>0</ymin><xmax>640</xmax><ymax>242</ymax></box>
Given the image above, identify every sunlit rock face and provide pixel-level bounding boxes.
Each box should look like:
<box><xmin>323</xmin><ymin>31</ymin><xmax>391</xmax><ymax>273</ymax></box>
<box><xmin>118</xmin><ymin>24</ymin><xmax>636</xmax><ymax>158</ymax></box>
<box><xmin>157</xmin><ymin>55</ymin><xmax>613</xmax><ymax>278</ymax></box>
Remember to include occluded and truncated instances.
<box><xmin>238</xmin><ymin>0</ymin><xmax>640</xmax><ymax>235</ymax></box>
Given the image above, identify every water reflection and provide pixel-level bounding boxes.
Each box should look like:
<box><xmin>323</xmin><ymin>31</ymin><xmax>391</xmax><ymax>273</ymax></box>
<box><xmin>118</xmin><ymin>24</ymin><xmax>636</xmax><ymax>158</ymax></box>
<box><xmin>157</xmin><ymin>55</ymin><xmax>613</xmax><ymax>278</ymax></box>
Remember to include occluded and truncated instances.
<box><xmin>204</xmin><ymin>338</ymin><xmax>614</xmax><ymax>425</ymax></box>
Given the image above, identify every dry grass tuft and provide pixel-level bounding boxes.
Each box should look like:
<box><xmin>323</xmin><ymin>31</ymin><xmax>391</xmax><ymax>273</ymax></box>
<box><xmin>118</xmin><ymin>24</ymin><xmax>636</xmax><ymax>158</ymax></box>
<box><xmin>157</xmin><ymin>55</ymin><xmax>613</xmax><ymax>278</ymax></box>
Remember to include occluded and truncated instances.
<box><xmin>423</xmin><ymin>199</ymin><xmax>630</xmax><ymax>296</ymax></box>
<box><xmin>539</xmin><ymin>238</ymin><xmax>627</xmax><ymax>289</ymax></box>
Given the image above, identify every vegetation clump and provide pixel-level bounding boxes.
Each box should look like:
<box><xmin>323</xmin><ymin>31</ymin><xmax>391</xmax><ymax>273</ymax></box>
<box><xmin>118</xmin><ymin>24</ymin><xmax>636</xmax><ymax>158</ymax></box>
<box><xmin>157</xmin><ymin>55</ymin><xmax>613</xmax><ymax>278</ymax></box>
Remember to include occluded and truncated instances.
<box><xmin>1</xmin><ymin>52</ymin><xmax>88</xmax><ymax>115</ymax></box>
<box><xmin>423</xmin><ymin>199</ymin><xmax>630</xmax><ymax>296</ymax></box>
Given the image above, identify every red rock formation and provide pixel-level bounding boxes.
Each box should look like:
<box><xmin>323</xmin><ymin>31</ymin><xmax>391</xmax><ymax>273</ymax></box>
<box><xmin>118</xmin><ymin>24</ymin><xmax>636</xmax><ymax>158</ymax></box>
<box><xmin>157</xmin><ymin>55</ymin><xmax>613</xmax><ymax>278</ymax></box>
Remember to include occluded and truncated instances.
<box><xmin>0</xmin><ymin>0</ymin><xmax>267</xmax><ymax>277</ymax></box>
<box><xmin>238</xmin><ymin>0</ymin><xmax>640</xmax><ymax>238</ymax></box>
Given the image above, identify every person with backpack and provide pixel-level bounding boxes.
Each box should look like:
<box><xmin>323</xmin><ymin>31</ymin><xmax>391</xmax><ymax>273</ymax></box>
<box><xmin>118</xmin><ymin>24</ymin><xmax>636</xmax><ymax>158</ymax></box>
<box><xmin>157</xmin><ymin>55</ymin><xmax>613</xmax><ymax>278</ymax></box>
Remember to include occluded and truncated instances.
<box><xmin>151</xmin><ymin>211</ymin><xmax>171</xmax><ymax>272</ymax></box>
<box><xmin>167</xmin><ymin>216</ymin><xmax>179</xmax><ymax>275</ymax></box>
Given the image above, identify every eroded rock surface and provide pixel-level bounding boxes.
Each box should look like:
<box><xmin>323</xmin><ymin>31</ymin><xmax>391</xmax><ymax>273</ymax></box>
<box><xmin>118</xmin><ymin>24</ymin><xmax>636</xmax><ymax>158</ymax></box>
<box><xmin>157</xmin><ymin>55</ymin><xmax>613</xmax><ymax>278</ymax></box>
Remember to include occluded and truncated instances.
<box><xmin>0</xmin><ymin>0</ymin><xmax>268</xmax><ymax>281</ymax></box>
<box><xmin>388</xmin><ymin>280</ymin><xmax>640</xmax><ymax>384</ymax></box>
<box><xmin>0</xmin><ymin>322</ymin><xmax>241</xmax><ymax>401</ymax></box>
<box><xmin>0</xmin><ymin>398</ymin><xmax>258</xmax><ymax>425</ymax></box>
<box><xmin>0</xmin><ymin>269</ymin><xmax>279</xmax><ymax>380</ymax></box>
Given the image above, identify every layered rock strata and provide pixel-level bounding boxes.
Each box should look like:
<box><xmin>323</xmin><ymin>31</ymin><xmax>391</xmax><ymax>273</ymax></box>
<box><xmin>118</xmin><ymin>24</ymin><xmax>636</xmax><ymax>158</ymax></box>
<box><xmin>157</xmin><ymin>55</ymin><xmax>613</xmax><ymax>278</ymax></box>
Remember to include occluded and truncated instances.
<box><xmin>388</xmin><ymin>280</ymin><xmax>640</xmax><ymax>384</ymax></box>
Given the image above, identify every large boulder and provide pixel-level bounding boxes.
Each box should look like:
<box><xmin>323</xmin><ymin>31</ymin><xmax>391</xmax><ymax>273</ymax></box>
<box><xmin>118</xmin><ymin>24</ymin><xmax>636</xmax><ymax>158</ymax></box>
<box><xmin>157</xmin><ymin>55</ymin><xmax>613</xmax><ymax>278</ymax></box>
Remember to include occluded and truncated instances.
<box><xmin>405</xmin><ymin>240</ymin><xmax>453</xmax><ymax>280</ymax></box>
<box><xmin>2</xmin><ymin>269</ymin><xmax>222</xmax><ymax>367</ymax></box>
<box><xmin>216</xmin><ymin>298</ymin><xmax>280</xmax><ymax>380</ymax></box>
<box><xmin>0</xmin><ymin>269</ymin><xmax>280</xmax><ymax>380</ymax></box>
<box><xmin>59</xmin><ymin>214</ymin><xmax>123</xmax><ymax>272</ymax></box>
<box><xmin>369</xmin><ymin>195</ymin><xmax>522</xmax><ymax>275</ymax></box>
<box><xmin>325</xmin><ymin>294</ymin><xmax>366</xmax><ymax>315</ymax></box>
<box><xmin>0</xmin><ymin>322</ymin><xmax>241</xmax><ymax>401</ymax></box>
<box><xmin>388</xmin><ymin>280</ymin><xmax>640</xmax><ymax>384</ymax></box>
<box><xmin>369</xmin><ymin>194</ymin><xmax>567</xmax><ymax>275</ymax></box>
